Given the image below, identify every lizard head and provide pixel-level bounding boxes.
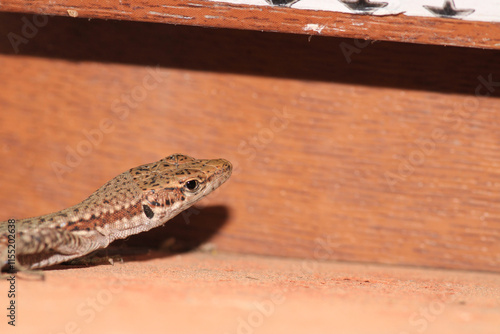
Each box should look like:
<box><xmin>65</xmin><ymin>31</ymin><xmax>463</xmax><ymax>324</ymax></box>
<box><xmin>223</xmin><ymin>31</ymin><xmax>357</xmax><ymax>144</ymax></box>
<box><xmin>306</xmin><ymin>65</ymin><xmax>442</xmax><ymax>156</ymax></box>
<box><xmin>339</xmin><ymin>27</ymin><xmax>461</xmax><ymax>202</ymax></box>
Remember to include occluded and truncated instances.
<box><xmin>130</xmin><ymin>154</ymin><xmax>232</xmax><ymax>221</ymax></box>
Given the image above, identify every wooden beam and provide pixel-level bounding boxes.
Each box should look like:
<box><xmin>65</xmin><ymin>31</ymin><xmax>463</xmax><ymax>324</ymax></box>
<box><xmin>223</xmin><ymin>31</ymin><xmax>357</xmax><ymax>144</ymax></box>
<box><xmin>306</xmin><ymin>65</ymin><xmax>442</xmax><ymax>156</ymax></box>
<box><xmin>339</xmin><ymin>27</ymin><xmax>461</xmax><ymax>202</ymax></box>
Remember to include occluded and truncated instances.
<box><xmin>1</xmin><ymin>14</ymin><xmax>499</xmax><ymax>272</ymax></box>
<box><xmin>1</xmin><ymin>0</ymin><xmax>500</xmax><ymax>49</ymax></box>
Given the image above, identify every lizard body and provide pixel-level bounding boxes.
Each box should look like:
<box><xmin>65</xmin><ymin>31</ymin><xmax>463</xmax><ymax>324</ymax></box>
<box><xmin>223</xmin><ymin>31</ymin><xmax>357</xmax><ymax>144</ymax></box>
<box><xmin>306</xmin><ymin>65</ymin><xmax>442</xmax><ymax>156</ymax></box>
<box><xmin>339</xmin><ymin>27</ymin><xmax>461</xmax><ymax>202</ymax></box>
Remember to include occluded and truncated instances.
<box><xmin>0</xmin><ymin>154</ymin><xmax>232</xmax><ymax>270</ymax></box>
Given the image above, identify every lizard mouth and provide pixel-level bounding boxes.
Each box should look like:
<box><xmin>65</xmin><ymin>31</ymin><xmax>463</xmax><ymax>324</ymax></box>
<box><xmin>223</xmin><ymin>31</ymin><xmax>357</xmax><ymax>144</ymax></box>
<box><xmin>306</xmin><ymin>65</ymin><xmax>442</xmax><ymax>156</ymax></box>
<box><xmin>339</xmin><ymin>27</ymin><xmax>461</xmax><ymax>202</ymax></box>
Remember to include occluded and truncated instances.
<box><xmin>206</xmin><ymin>159</ymin><xmax>232</xmax><ymax>190</ymax></box>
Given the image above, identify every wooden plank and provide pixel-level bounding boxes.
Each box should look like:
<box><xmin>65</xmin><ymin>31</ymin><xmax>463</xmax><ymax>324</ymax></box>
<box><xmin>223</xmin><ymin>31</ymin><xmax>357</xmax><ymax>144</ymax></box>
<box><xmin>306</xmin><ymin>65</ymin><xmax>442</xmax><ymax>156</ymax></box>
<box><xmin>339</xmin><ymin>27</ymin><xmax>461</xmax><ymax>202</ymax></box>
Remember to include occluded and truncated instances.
<box><xmin>0</xmin><ymin>14</ymin><xmax>499</xmax><ymax>272</ymax></box>
<box><xmin>1</xmin><ymin>251</ymin><xmax>499</xmax><ymax>333</ymax></box>
<box><xmin>0</xmin><ymin>0</ymin><xmax>500</xmax><ymax>49</ymax></box>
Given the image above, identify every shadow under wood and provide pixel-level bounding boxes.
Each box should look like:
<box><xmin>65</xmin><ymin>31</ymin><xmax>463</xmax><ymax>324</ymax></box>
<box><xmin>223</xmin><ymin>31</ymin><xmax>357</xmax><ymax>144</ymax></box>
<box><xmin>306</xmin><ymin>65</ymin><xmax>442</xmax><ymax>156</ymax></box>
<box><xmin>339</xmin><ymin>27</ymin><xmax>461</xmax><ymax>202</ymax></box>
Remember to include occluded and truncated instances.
<box><xmin>43</xmin><ymin>205</ymin><xmax>229</xmax><ymax>271</ymax></box>
<box><xmin>0</xmin><ymin>13</ymin><xmax>499</xmax><ymax>97</ymax></box>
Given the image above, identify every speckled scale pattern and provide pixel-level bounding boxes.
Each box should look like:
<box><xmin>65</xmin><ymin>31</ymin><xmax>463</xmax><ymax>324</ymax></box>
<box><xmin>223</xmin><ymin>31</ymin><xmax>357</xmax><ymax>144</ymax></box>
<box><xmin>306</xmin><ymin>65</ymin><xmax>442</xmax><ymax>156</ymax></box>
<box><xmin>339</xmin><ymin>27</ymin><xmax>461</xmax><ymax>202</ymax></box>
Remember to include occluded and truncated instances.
<box><xmin>0</xmin><ymin>154</ymin><xmax>232</xmax><ymax>270</ymax></box>
<box><xmin>11</xmin><ymin>172</ymin><xmax>141</xmax><ymax>232</ymax></box>
<box><xmin>131</xmin><ymin>154</ymin><xmax>227</xmax><ymax>191</ymax></box>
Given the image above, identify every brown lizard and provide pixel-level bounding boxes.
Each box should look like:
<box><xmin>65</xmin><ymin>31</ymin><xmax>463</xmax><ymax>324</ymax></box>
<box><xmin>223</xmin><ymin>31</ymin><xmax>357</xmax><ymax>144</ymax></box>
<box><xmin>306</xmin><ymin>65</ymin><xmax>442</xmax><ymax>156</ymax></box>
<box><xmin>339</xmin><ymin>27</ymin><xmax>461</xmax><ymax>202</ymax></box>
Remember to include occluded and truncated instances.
<box><xmin>0</xmin><ymin>154</ymin><xmax>232</xmax><ymax>271</ymax></box>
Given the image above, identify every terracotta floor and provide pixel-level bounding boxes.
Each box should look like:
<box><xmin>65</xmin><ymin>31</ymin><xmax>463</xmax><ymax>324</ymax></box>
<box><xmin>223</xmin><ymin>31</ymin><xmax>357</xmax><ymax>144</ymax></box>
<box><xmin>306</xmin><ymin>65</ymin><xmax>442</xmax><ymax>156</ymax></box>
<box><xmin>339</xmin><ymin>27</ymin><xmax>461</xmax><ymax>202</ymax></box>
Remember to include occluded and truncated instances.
<box><xmin>1</xmin><ymin>250</ymin><xmax>500</xmax><ymax>334</ymax></box>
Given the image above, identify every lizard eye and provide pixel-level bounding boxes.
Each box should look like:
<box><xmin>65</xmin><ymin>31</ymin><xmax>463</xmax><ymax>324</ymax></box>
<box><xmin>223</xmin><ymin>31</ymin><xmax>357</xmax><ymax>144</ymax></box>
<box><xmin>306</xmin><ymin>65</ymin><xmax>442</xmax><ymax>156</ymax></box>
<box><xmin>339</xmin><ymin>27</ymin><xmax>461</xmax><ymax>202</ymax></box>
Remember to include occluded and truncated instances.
<box><xmin>184</xmin><ymin>179</ymin><xmax>199</xmax><ymax>192</ymax></box>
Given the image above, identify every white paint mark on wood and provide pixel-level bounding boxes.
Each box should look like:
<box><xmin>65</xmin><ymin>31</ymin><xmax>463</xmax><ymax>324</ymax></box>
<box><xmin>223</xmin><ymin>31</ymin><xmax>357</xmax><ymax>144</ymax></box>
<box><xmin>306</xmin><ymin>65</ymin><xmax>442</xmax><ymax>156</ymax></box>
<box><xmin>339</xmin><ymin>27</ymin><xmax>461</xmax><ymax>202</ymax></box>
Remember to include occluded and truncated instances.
<box><xmin>67</xmin><ymin>9</ymin><xmax>79</xmax><ymax>18</ymax></box>
<box><xmin>148</xmin><ymin>11</ymin><xmax>195</xmax><ymax>19</ymax></box>
<box><xmin>303</xmin><ymin>23</ymin><xmax>326</xmax><ymax>33</ymax></box>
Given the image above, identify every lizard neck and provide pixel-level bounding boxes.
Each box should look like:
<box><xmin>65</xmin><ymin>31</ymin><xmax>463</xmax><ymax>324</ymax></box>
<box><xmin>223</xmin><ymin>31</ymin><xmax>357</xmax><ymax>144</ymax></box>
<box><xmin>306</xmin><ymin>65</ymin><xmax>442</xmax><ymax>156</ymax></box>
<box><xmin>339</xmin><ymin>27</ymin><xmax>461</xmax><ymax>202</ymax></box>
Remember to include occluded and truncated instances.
<box><xmin>11</xmin><ymin>171</ymin><xmax>143</xmax><ymax>231</ymax></box>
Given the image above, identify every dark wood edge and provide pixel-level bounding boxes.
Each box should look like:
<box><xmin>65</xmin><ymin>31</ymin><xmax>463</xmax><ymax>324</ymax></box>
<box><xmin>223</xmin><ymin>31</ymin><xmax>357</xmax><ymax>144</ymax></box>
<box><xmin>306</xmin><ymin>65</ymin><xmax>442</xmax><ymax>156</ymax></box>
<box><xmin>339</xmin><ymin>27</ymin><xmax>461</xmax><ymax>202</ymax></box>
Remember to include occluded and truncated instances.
<box><xmin>1</xmin><ymin>0</ymin><xmax>500</xmax><ymax>49</ymax></box>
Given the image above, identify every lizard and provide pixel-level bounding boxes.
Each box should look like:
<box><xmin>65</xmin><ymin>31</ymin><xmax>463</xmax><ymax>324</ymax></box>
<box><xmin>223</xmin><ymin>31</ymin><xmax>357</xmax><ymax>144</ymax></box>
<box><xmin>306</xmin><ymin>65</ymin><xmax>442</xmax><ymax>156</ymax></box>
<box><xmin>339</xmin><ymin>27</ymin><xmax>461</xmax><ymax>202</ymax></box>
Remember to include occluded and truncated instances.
<box><xmin>0</xmin><ymin>154</ymin><xmax>232</xmax><ymax>271</ymax></box>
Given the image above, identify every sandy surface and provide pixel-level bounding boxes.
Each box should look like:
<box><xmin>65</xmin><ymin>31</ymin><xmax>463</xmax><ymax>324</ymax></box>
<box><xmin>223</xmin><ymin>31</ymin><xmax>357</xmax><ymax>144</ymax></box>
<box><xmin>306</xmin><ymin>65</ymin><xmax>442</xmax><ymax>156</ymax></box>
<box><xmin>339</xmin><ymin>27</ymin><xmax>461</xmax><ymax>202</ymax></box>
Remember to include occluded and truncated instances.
<box><xmin>1</xmin><ymin>250</ymin><xmax>500</xmax><ymax>334</ymax></box>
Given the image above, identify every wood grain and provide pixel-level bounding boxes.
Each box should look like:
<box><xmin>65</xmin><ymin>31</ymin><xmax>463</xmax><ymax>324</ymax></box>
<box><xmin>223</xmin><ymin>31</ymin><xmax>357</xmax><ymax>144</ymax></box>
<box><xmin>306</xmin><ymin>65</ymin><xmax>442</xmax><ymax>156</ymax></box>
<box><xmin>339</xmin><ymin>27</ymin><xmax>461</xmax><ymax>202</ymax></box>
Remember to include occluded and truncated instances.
<box><xmin>0</xmin><ymin>13</ymin><xmax>499</xmax><ymax>272</ymax></box>
<box><xmin>1</xmin><ymin>0</ymin><xmax>500</xmax><ymax>49</ymax></box>
<box><xmin>2</xmin><ymin>252</ymin><xmax>499</xmax><ymax>333</ymax></box>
